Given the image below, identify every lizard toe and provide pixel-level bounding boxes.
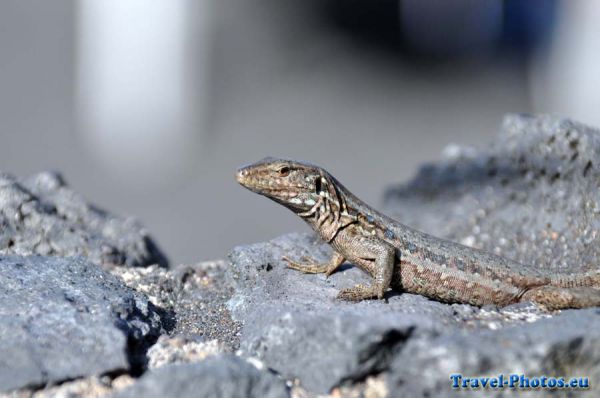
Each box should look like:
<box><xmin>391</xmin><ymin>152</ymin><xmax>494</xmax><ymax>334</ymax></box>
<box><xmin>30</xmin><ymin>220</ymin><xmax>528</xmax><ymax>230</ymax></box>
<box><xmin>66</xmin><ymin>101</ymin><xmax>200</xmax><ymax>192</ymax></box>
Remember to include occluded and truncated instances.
<box><xmin>337</xmin><ymin>284</ymin><xmax>376</xmax><ymax>301</ymax></box>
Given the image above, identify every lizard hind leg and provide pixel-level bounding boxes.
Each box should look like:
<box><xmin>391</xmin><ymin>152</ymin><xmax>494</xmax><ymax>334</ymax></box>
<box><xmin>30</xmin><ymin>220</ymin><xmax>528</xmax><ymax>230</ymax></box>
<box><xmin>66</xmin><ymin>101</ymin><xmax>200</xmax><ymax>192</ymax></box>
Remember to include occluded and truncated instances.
<box><xmin>520</xmin><ymin>285</ymin><xmax>600</xmax><ymax>310</ymax></box>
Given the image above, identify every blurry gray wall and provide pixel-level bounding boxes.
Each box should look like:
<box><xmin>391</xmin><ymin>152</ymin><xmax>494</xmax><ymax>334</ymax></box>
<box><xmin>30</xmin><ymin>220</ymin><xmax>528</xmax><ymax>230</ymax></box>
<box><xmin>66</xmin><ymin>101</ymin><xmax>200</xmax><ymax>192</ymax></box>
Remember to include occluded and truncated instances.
<box><xmin>1</xmin><ymin>0</ymin><xmax>583</xmax><ymax>265</ymax></box>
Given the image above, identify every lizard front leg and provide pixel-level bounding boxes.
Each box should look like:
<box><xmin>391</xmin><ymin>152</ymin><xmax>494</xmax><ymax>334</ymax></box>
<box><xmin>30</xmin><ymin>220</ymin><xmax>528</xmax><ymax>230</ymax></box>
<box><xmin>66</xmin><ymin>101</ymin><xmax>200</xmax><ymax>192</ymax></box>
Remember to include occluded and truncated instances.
<box><xmin>283</xmin><ymin>251</ymin><xmax>345</xmax><ymax>277</ymax></box>
<box><xmin>335</xmin><ymin>233</ymin><xmax>396</xmax><ymax>301</ymax></box>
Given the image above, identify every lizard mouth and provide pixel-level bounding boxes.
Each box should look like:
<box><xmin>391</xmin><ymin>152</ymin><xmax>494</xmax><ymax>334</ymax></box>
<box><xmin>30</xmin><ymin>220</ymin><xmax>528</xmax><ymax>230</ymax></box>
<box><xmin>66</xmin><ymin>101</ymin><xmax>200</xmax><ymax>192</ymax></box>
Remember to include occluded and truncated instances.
<box><xmin>236</xmin><ymin>170</ymin><xmax>301</xmax><ymax>197</ymax></box>
<box><xmin>245</xmin><ymin>184</ymin><xmax>301</xmax><ymax>198</ymax></box>
<box><xmin>236</xmin><ymin>168</ymin><xmax>298</xmax><ymax>192</ymax></box>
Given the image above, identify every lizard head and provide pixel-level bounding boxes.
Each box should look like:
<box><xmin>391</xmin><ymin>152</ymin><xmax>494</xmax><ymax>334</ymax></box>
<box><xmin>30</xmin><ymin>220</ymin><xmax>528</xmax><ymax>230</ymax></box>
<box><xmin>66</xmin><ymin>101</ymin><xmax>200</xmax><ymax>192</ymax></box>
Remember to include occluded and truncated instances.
<box><xmin>236</xmin><ymin>157</ymin><xmax>325</xmax><ymax>212</ymax></box>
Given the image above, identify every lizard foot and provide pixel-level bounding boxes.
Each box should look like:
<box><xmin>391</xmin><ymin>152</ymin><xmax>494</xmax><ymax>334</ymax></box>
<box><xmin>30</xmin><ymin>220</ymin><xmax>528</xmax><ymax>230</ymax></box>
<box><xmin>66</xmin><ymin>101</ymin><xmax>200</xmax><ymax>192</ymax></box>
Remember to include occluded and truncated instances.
<box><xmin>337</xmin><ymin>284</ymin><xmax>379</xmax><ymax>301</ymax></box>
<box><xmin>283</xmin><ymin>256</ymin><xmax>330</xmax><ymax>274</ymax></box>
<box><xmin>283</xmin><ymin>252</ymin><xmax>345</xmax><ymax>276</ymax></box>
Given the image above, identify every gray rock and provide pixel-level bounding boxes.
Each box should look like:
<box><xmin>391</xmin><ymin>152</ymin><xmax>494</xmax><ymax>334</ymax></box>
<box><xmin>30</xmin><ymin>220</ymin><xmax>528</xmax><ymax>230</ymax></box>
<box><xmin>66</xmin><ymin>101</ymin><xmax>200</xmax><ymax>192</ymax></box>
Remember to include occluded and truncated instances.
<box><xmin>146</xmin><ymin>335</ymin><xmax>225</xmax><ymax>369</ymax></box>
<box><xmin>8</xmin><ymin>375</ymin><xmax>136</xmax><ymax>398</ymax></box>
<box><xmin>0</xmin><ymin>255</ymin><xmax>164</xmax><ymax>393</ymax></box>
<box><xmin>384</xmin><ymin>114</ymin><xmax>600</xmax><ymax>273</ymax></box>
<box><xmin>0</xmin><ymin>171</ymin><xmax>167</xmax><ymax>268</ymax></box>
<box><xmin>9</xmin><ymin>114</ymin><xmax>600</xmax><ymax>397</ymax></box>
<box><xmin>111</xmin><ymin>261</ymin><xmax>240</xmax><ymax>350</ymax></box>
<box><xmin>227</xmin><ymin>115</ymin><xmax>600</xmax><ymax>396</ymax></box>
<box><xmin>388</xmin><ymin>309</ymin><xmax>600</xmax><ymax>397</ymax></box>
<box><xmin>378</xmin><ymin>114</ymin><xmax>600</xmax><ymax>396</ymax></box>
<box><xmin>228</xmin><ymin>233</ymin><xmax>462</xmax><ymax>393</ymax></box>
<box><xmin>112</xmin><ymin>355</ymin><xmax>288</xmax><ymax>398</ymax></box>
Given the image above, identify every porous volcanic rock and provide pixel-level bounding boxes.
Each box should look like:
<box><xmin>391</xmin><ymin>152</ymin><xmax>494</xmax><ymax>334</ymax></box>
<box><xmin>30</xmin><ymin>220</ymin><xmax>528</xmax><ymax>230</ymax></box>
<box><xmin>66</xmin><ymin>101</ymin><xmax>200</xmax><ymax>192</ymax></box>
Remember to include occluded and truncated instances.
<box><xmin>0</xmin><ymin>255</ymin><xmax>164</xmax><ymax>393</ymax></box>
<box><xmin>384</xmin><ymin>114</ymin><xmax>600</xmax><ymax>274</ymax></box>
<box><xmin>386</xmin><ymin>308</ymin><xmax>600</xmax><ymax>398</ymax></box>
<box><xmin>7</xmin><ymin>115</ymin><xmax>600</xmax><ymax>398</ymax></box>
<box><xmin>112</xmin><ymin>355</ymin><xmax>288</xmax><ymax>398</ymax></box>
<box><xmin>229</xmin><ymin>233</ymin><xmax>468</xmax><ymax>393</ymax></box>
<box><xmin>227</xmin><ymin>115</ymin><xmax>600</xmax><ymax>396</ymax></box>
<box><xmin>0</xmin><ymin>171</ymin><xmax>167</xmax><ymax>269</ymax></box>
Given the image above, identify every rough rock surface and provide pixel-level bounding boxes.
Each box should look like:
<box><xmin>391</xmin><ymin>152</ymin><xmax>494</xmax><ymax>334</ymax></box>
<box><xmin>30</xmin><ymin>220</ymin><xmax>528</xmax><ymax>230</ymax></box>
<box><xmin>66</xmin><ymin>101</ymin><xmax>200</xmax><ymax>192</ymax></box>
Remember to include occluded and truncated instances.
<box><xmin>226</xmin><ymin>115</ymin><xmax>600</xmax><ymax>396</ymax></box>
<box><xmin>6</xmin><ymin>115</ymin><xmax>600</xmax><ymax>398</ymax></box>
<box><xmin>112</xmin><ymin>261</ymin><xmax>240</xmax><ymax>349</ymax></box>
<box><xmin>5</xmin><ymin>375</ymin><xmax>136</xmax><ymax>398</ymax></box>
<box><xmin>112</xmin><ymin>355</ymin><xmax>288</xmax><ymax>398</ymax></box>
<box><xmin>228</xmin><ymin>234</ymin><xmax>458</xmax><ymax>393</ymax></box>
<box><xmin>0</xmin><ymin>255</ymin><xmax>164</xmax><ymax>393</ymax></box>
<box><xmin>387</xmin><ymin>308</ymin><xmax>600</xmax><ymax>398</ymax></box>
<box><xmin>146</xmin><ymin>336</ymin><xmax>225</xmax><ymax>369</ymax></box>
<box><xmin>385</xmin><ymin>114</ymin><xmax>600</xmax><ymax>273</ymax></box>
<box><xmin>227</xmin><ymin>233</ymin><xmax>551</xmax><ymax>394</ymax></box>
<box><xmin>0</xmin><ymin>171</ymin><xmax>167</xmax><ymax>268</ymax></box>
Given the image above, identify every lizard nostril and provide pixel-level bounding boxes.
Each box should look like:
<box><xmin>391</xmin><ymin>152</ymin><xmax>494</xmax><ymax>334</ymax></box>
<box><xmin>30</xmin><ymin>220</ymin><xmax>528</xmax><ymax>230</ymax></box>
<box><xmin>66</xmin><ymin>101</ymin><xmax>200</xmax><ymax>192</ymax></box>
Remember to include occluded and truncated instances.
<box><xmin>236</xmin><ymin>169</ymin><xmax>246</xmax><ymax>183</ymax></box>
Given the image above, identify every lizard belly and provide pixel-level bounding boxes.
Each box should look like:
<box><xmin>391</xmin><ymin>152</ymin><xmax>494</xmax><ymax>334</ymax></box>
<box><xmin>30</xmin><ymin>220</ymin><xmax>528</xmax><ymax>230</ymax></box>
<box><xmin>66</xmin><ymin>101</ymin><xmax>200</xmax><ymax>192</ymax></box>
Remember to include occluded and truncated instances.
<box><xmin>395</xmin><ymin>260</ymin><xmax>521</xmax><ymax>306</ymax></box>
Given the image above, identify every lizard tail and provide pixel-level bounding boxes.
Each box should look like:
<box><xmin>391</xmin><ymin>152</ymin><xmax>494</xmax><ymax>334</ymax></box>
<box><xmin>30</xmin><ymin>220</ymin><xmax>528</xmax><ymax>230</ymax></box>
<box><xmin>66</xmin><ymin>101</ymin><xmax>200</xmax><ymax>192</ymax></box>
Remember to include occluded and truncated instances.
<box><xmin>521</xmin><ymin>285</ymin><xmax>600</xmax><ymax>310</ymax></box>
<box><xmin>550</xmin><ymin>269</ymin><xmax>600</xmax><ymax>288</ymax></box>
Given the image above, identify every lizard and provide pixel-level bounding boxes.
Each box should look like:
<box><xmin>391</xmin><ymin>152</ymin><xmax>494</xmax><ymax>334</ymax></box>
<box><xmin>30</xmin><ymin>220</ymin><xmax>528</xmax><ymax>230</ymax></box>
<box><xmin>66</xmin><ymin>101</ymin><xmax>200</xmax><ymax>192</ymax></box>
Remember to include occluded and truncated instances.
<box><xmin>236</xmin><ymin>157</ymin><xmax>600</xmax><ymax>310</ymax></box>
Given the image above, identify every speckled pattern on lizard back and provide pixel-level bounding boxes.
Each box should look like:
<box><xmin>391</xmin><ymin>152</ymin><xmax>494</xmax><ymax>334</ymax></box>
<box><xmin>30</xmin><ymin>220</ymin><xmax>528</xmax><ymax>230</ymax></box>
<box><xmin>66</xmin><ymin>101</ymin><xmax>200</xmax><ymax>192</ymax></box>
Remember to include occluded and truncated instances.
<box><xmin>236</xmin><ymin>157</ymin><xmax>600</xmax><ymax>310</ymax></box>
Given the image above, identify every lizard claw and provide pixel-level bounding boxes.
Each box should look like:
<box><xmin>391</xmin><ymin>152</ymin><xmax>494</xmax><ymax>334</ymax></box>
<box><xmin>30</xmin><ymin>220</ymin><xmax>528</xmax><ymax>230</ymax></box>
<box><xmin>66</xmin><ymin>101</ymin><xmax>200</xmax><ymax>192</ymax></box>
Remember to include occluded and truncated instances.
<box><xmin>282</xmin><ymin>255</ymin><xmax>295</xmax><ymax>267</ymax></box>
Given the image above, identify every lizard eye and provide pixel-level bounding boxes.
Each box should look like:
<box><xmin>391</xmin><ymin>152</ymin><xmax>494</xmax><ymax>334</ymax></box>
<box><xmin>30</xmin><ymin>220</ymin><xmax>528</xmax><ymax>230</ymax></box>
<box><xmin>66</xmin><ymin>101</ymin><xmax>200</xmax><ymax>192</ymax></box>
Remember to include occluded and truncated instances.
<box><xmin>278</xmin><ymin>167</ymin><xmax>290</xmax><ymax>176</ymax></box>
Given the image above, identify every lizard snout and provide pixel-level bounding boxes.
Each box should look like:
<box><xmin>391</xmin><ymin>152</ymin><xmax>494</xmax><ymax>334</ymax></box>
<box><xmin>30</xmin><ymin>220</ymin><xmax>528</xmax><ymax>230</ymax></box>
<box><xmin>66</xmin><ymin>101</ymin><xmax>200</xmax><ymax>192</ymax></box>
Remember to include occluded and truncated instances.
<box><xmin>236</xmin><ymin>167</ymin><xmax>250</xmax><ymax>185</ymax></box>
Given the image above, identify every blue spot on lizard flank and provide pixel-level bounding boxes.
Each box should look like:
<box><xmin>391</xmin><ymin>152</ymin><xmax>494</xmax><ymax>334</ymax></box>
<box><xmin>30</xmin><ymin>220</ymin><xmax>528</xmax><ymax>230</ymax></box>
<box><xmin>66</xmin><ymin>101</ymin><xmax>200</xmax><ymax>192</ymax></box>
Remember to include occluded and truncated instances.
<box><xmin>407</xmin><ymin>242</ymin><xmax>418</xmax><ymax>253</ymax></box>
<box><xmin>384</xmin><ymin>229</ymin><xmax>395</xmax><ymax>239</ymax></box>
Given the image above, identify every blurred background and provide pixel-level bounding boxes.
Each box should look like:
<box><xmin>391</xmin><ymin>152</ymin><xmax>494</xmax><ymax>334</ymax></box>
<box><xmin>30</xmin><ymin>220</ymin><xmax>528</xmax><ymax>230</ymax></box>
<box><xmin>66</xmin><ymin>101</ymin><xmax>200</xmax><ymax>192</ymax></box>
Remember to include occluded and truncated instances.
<box><xmin>1</xmin><ymin>0</ymin><xmax>598</xmax><ymax>265</ymax></box>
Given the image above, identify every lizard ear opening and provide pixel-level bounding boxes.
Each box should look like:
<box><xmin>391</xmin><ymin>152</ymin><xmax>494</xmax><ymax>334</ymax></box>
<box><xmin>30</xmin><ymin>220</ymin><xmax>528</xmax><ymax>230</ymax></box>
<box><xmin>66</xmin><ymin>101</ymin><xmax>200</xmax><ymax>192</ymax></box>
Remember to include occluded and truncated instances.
<box><xmin>315</xmin><ymin>177</ymin><xmax>322</xmax><ymax>193</ymax></box>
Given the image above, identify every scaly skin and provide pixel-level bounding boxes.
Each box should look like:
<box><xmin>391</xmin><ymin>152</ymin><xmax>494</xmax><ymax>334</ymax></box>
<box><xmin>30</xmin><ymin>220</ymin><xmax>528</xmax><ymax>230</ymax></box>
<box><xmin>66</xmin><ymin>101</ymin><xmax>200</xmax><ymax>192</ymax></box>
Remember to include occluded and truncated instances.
<box><xmin>236</xmin><ymin>157</ymin><xmax>600</xmax><ymax>310</ymax></box>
